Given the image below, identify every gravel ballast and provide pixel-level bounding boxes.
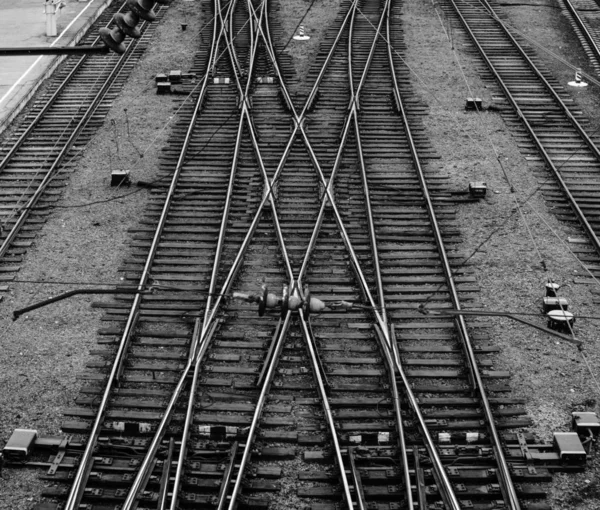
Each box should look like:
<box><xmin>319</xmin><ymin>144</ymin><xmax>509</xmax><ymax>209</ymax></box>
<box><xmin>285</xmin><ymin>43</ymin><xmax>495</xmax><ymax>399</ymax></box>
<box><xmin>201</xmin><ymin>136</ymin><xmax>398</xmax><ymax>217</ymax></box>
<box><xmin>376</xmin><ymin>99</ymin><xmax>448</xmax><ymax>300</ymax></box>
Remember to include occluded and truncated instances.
<box><xmin>1</xmin><ymin>0</ymin><xmax>600</xmax><ymax>508</ymax></box>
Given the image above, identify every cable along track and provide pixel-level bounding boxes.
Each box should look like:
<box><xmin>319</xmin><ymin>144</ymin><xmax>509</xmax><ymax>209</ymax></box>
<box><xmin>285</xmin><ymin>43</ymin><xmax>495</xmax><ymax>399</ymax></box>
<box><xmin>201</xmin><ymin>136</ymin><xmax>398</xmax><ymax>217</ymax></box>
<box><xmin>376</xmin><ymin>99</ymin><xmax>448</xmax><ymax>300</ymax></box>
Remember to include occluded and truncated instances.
<box><xmin>0</xmin><ymin>0</ymin><xmax>166</xmax><ymax>285</ymax></box>
<box><xmin>448</xmin><ymin>0</ymin><xmax>600</xmax><ymax>270</ymax></box>
<box><xmin>33</xmin><ymin>0</ymin><xmax>563</xmax><ymax>510</ymax></box>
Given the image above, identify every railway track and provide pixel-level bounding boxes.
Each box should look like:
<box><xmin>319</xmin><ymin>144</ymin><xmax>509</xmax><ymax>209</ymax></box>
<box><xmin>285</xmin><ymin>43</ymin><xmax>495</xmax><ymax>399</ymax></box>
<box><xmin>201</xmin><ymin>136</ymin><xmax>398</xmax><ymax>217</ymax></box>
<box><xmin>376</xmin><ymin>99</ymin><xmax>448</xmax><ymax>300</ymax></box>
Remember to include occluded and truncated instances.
<box><xmin>559</xmin><ymin>0</ymin><xmax>600</xmax><ymax>75</ymax></box>
<box><xmin>447</xmin><ymin>0</ymin><xmax>600</xmax><ymax>277</ymax></box>
<box><xmin>0</xmin><ymin>0</ymin><xmax>167</xmax><ymax>286</ymax></box>
<box><xmin>2</xmin><ymin>0</ymin><xmax>594</xmax><ymax>509</ymax></box>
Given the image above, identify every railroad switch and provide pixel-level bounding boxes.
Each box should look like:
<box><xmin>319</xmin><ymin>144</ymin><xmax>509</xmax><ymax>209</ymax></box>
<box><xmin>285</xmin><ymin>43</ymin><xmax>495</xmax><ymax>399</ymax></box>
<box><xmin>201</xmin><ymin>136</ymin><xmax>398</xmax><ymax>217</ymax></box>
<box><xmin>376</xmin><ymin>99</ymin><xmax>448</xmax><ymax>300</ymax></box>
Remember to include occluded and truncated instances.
<box><xmin>468</xmin><ymin>181</ymin><xmax>487</xmax><ymax>198</ymax></box>
<box><xmin>2</xmin><ymin>429</ymin><xmax>37</xmax><ymax>461</ymax></box>
<box><xmin>553</xmin><ymin>432</ymin><xmax>587</xmax><ymax>463</ymax></box>
<box><xmin>465</xmin><ymin>97</ymin><xmax>483</xmax><ymax>111</ymax></box>
<box><xmin>233</xmin><ymin>284</ymin><xmax>326</xmax><ymax>317</ymax></box>
<box><xmin>111</xmin><ymin>169</ymin><xmax>131</xmax><ymax>187</ymax></box>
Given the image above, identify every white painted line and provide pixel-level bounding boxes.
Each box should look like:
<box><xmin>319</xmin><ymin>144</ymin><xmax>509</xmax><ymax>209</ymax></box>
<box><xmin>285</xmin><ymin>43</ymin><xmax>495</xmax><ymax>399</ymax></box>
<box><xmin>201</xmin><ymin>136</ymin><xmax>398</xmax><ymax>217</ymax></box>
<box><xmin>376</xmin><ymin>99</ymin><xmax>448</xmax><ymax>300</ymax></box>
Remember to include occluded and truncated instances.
<box><xmin>0</xmin><ymin>0</ymin><xmax>99</xmax><ymax>109</ymax></box>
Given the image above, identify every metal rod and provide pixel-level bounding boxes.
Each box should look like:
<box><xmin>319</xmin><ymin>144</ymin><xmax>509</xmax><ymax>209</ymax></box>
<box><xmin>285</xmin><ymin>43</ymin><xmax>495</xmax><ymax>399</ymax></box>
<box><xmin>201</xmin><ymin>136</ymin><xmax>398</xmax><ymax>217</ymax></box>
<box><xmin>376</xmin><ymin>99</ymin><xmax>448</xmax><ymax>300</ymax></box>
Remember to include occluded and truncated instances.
<box><xmin>426</xmin><ymin>309</ymin><xmax>581</xmax><ymax>345</ymax></box>
<box><xmin>0</xmin><ymin>45</ymin><xmax>110</xmax><ymax>56</ymax></box>
<box><xmin>12</xmin><ymin>288</ymin><xmax>146</xmax><ymax>319</ymax></box>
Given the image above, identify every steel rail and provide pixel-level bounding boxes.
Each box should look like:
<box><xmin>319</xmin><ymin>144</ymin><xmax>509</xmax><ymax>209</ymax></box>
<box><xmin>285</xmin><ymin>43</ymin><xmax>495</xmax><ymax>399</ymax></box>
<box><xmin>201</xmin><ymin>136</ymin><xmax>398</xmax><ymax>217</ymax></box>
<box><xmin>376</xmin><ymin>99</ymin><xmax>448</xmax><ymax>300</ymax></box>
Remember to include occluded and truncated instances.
<box><xmin>290</xmin><ymin>3</ymin><xmax>428</xmax><ymax>508</ymax></box>
<box><xmin>299</xmin><ymin>310</ymin><xmax>355</xmax><ymax>508</ymax></box>
<box><xmin>0</xmin><ymin>0</ymin><xmax>132</xmax><ymax>172</ymax></box>
<box><xmin>352</xmin><ymin>3</ymin><xmax>388</xmax><ymax>323</ymax></box>
<box><xmin>200</xmin><ymin>0</ymin><xmax>245</xmax><ymax>338</ymax></box>
<box><xmin>169</xmin><ymin>1</ymin><xmax>297</xmax><ymax>505</ymax></box>
<box><xmin>375</xmin><ymin>323</ymin><xmax>413</xmax><ymax>508</ymax></box>
<box><xmin>121</xmin><ymin>0</ymin><xmax>306</xmax><ymax>503</ymax></box>
<box><xmin>194</xmin><ymin>0</ymin><xmax>360</xmax><ymax>324</ymax></box>
<box><xmin>216</xmin><ymin>2</ymin><xmax>310</xmax><ymax>506</ymax></box>
<box><xmin>348</xmin><ymin>446</ymin><xmax>367</xmax><ymax>510</ymax></box>
<box><xmin>257</xmin><ymin>0</ymin><xmax>462</xmax><ymax>505</ymax></box>
<box><xmin>562</xmin><ymin>0</ymin><xmax>600</xmax><ymax>69</ymax></box>
<box><xmin>124</xmin><ymin>2</ymin><xmax>370</xmax><ymax>506</ymax></box>
<box><xmin>345</xmin><ymin>8</ymin><xmax>416</xmax><ymax>497</ymax></box>
<box><xmin>67</xmin><ymin>5</ymin><xmax>226</xmax><ymax>509</ymax></box>
<box><xmin>169</xmin><ymin>94</ymin><xmax>244</xmax><ymax>510</ymax></box>
<box><xmin>385</xmin><ymin>2</ymin><xmax>520</xmax><ymax>508</ymax></box>
<box><xmin>217</xmin><ymin>2</ymin><xmax>366</xmax><ymax>507</ymax></box>
<box><xmin>475</xmin><ymin>0</ymin><xmax>600</xmax><ymax>161</ymax></box>
<box><xmin>450</xmin><ymin>0</ymin><xmax>600</xmax><ymax>257</ymax></box>
<box><xmin>0</xmin><ymin>34</ymin><xmax>144</xmax><ymax>262</ymax></box>
<box><xmin>117</xmin><ymin>4</ymin><xmax>240</xmax><ymax>508</ymax></box>
<box><xmin>48</xmin><ymin>8</ymin><xmax>170</xmax><ymax>506</ymax></box>
<box><xmin>225</xmin><ymin>313</ymin><xmax>292</xmax><ymax>510</ymax></box>
<box><xmin>286</xmin><ymin>0</ymin><xmax>462</xmax><ymax>506</ymax></box>
<box><xmin>343</xmin><ymin>2</ymin><xmax>427</xmax><ymax>507</ymax></box>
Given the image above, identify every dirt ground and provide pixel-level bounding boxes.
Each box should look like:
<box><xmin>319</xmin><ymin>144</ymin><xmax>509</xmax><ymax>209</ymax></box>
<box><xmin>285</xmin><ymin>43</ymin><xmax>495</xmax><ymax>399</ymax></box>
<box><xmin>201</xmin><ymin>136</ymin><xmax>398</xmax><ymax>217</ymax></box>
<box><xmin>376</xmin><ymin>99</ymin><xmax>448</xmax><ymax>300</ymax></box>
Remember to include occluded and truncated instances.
<box><xmin>1</xmin><ymin>0</ymin><xmax>600</xmax><ymax>508</ymax></box>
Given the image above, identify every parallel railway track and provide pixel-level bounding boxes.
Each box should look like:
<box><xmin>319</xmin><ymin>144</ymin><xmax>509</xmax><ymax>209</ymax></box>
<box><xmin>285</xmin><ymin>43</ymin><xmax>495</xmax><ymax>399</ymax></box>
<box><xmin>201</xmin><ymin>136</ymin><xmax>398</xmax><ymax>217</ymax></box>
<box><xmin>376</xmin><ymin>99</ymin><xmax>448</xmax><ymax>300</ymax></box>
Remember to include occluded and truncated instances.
<box><xmin>560</xmin><ymin>0</ymin><xmax>600</xmax><ymax>75</ymax></box>
<box><xmin>1</xmin><ymin>0</ymin><xmax>596</xmax><ymax>509</ymax></box>
<box><xmin>0</xmin><ymin>0</ymin><xmax>166</xmax><ymax>282</ymax></box>
<box><xmin>447</xmin><ymin>0</ymin><xmax>600</xmax><ymax>278</ymax></box>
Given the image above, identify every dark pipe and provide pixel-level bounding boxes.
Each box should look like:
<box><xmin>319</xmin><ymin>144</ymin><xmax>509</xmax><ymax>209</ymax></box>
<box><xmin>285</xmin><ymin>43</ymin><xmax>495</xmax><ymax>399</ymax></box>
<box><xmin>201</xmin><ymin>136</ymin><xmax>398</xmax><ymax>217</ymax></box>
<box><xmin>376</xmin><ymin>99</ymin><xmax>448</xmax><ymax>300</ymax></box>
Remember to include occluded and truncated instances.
<box><xmin>0</xmin><ymin>45</ymin><xmax>110</xmax><ymax>56</ymax></box>
<box><xmin>13</xmin><ymin>288</ymin><xmax>146</xmax><ymax>320</ymax></box>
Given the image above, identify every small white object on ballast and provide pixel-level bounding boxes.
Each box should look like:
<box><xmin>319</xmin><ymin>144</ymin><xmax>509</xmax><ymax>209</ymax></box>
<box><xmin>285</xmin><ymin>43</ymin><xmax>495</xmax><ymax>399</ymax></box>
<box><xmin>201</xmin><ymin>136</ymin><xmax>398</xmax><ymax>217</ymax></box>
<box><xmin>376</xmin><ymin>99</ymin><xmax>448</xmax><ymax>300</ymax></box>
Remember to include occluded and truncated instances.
<box><xmin>293</xmin><ymin>25</ymin><xmax>310</xmax><ymax>41</ymax></box>
<box><xmin>568</xmin><ymin>68</ymin><xmax>588</xmax><ymax>88</ymax></box>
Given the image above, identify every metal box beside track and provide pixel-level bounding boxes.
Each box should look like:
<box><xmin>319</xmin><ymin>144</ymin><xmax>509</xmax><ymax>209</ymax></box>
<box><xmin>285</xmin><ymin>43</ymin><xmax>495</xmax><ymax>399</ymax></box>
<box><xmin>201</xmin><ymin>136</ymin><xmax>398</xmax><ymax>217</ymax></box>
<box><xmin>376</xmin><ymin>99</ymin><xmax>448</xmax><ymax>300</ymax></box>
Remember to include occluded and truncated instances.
<box><xmin>553</xmin><ymin>432</ymin><xmax>586</xmax><ymax>462</ymax></box>
<box><xmin>2</xmin><ymin>429</ymin><xmax>37</xmax><ymax>461</ymax></box>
